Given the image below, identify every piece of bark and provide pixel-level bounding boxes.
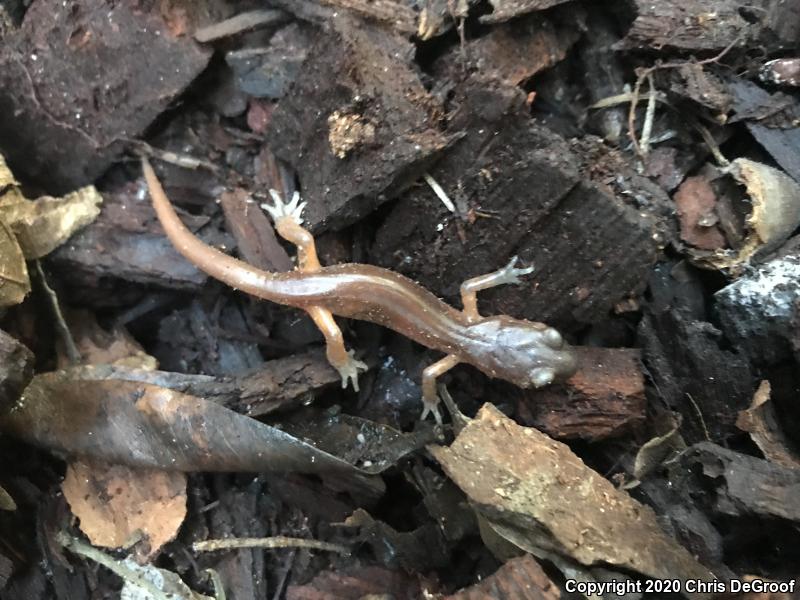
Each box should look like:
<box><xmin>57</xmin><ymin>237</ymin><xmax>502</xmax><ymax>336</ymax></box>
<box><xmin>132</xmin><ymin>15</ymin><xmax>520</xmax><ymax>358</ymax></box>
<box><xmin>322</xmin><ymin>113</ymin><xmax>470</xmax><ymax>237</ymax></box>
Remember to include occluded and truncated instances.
<box><xmin>219</xmin><ymin>188</ymin><xmax>293</xmax><ymax>272</ymax></box>
<box><xmin>639</xmin><ymin>308</ymin><xmax>754</xmax><ymax>444</ymax></box>
<box><xmin>0</xmin><ymin>0</ymin><xmax>210</xmax><ymax>192</ymax></box>
<box><xmin>522</xmin><ymin>347</ymin><xmax>645</xmax><ymax>441</ymax></box>
<box><xmin>286</xmin><ymin>566</ymin><xmax>426</xmax><ymax>600</ymax></box>
<box><xmin>0</xmin><ymin>329</ymin><xmax>33</xmax><ymax>415</ymax></box>
<box><xmin>430</xmin><ymin>404</ymin><xmax>716</xmax><ymax>597</ymax></box>
<box><xmin>728</xmin><ymin>79</ymin><xmax>800</xmax><ymax>185</ymax></box>
<box><xmin>672</xmin><ymin>442</ymin><xmax>800</xmax><ymax>522</ymax></box>
<box><xmin>226</xmin><ymin>23</ymin><xmax>313</xmax><ymax>100</ymax></box>
<box><xmin>639</xmin><ymin>262</ymin><xmax>755</xmax><ymax>443</ymax></box>
<box><xmin>444</xmin><ymin>555</ymin><xmax>559</xmax><ymax>600</ymax></box>
<box><xmin>481</xmin><ymin>0</ymin><xmax>574</xmax><ymax>24</ymax></box>
<box><xmin>50</xmin><ymin>181</ymin><xmax>215</xmax><ymax>290</ymax></box>
<box><xmin>619</xmin><ymin>0</ymin><xmax>800</xmax><ymax>52</ymax></box>
<box><xmin>461</xmin><ymin>14</ymin><xmax>579</xmax><ymax>86</ymax></box>
<box><xmin>35</xmin><ymin>349</ymin><xmax>346</xmax><ymax>416</ymax></box>
<box><xmin>714</xmin><ymin>255</ymin><xmax>800</xmax><ymax>365</ymax></box>
<box><xmin>667</xmin><ymin>65</ymin><xmax>733</xmax><ymax>115</ymax></box>
<box><xmin>267</xmin><ymin>14</ymin><xmax>450</xmax><ymax>232</ymax></box>
<box><xmin>371</xmin><ymin>75</ymin><xmax>660</xmax><ymax>330</ymax></box>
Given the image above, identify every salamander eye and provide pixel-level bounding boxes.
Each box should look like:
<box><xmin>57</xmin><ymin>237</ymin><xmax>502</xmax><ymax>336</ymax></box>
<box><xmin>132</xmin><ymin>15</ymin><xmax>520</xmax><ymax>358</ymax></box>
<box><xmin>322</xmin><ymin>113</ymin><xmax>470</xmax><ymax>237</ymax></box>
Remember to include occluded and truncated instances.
<box><xmin>543</xmin><ymin>328</ymin><xmax>563</xmax><ymax>349</ymax></box>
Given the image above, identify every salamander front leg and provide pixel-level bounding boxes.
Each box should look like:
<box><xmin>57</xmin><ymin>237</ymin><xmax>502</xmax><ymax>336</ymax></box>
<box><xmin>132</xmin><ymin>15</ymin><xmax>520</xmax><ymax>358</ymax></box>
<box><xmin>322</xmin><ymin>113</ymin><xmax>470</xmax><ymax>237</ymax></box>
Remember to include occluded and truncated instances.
<box><xmin>308</xmin><ymin>306</ymin><xmax>368</xmax><ymax>391</ymax></box>
<box><xmin>460</xmin><ymin>256</ymin><xmax>534</xmax><ymax>321</ymax></box>
<box><xmin>261</xmin><ymin>189</ymin><xmax>321</xmax><ymax>272</ymax></box>
<box><xmin>421</xmin><ymin>354</ymin><xmax>460</xmax><ymax>425</ymax></box>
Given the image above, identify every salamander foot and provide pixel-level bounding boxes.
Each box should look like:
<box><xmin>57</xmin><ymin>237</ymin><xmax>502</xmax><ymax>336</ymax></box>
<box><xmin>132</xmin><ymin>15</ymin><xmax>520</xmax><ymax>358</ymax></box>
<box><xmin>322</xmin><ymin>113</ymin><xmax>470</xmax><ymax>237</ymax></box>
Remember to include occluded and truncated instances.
<box><xmin>420</xmin><ymin>398</ymin><xmax>443</xmax><ymax>427</ymax></box>
<box><xmin>495</xmin><ymin>255</ymin><xmax>535</xmax><ymax>286</ymax></box>
<box><xmin>335</xmin><ymin>349</ymin><xmax>368</xmax><ymax>392</ymax></box>
<box><xmin>262</xmin><ymin>189</ymin><xmax>307</xmax><ymax>225</ymax></box>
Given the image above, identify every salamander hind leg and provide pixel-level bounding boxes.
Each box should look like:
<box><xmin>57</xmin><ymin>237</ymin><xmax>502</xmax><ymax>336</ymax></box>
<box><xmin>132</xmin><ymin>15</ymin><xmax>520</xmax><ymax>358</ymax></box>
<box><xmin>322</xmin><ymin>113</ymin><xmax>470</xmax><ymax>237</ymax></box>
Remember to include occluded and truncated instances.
<box><xmin>307</xmin><ymin>306</ymin><xmax>367</xmax><ymax>391</ymax></box>
<box><xmin>460</xmin><ymin>256</ymin><xmax>534</xmax><ymax>321</ymax></box>
<box><xmin>420</xmin><ymin>354</ymin><xmax>460</xmax><ymax>425</ymax></box>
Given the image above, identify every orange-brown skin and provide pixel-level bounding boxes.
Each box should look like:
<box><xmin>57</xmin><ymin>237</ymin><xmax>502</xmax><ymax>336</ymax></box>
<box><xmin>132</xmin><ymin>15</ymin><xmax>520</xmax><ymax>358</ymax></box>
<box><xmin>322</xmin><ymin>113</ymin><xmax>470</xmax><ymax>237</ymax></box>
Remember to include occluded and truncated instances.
<box><xmin>142</xmin><ymin>160</ymin><xmax>577</xmax><ymax>421</ymax></box>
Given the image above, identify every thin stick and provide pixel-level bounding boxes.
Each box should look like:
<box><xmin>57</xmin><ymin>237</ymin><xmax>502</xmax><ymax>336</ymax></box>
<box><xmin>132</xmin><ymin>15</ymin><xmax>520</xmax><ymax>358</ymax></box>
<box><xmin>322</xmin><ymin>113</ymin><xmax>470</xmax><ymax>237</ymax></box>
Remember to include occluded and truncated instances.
<box><xmin>685</xmin><ymin>393</ymin><xmax>711</xmax><ymax>442</ymax></box>
<box><xmin>193</xmin><ymin>536</ymin><xmax>350</xmax><ymax>555</ymax></box>
<box><xmin>627</xmin><ymin>37</ymin><xmax>742</xmax><ymax>161</ymax></box>
<box><xmin>57</xmin><ymin>532</ymin><xmax>171</xmax><ymax>600</ymax></box>
<box><xmin>34</xmin><ymin>260</ymin><xmax>81</xmax><ymax>364</ymax></box>
<box><xmin>423</xmin><ymin>173</ymin><xmax>456</xmax><ymax>213</ymax></box>
<box><xmin>694</xmin><ymin>123</ymin><xmax>730</xmax><ymax>166</ymax></box>
<box><xmin>639</xmin><ymin>74</ymin><xmax>657</xmax><ymax>156</ymax></box>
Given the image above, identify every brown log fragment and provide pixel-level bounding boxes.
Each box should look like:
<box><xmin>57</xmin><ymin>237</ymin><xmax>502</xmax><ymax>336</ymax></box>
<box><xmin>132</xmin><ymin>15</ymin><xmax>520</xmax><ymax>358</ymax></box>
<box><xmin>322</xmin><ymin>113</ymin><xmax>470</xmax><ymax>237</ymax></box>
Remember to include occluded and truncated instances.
<box><xmin>371</xmin><ymin>75</ymin><xmax>660</xmax><ymax>330</ymax></box>
<box><xmin>219</xmin><ymin>188</ymin><xmax>293</xmax><ymax>273</ymax></box>
<box><xmin>523</xmin><ymin>347</ymin><xmax>645</xmax><ymax>441</ymax></box>
<box><xmin>460</xmin><ymin>14</ymin><xmax>579</xmax><ymax>86</ymax></box>
<box><xmin>267</xmin><ymin>15</ymin><xmax>450</xmax><ymax>231</ymax></box>
<box><xmin>673</xmin><ymin>442</ymin><xmax>800</xmax><ymax>522</ymax></box>
<box><xmin>619</xmin><ymin>0</ymin><xmax>800</xmax><ymax>52</ymax></box>
<box><xmin>0</xmin><ymin>0</ymin><xmax>211</xmax><ymax>192</ymax></box>
<box><xmin>444</xmin><ymin>555</ymin><xmax>559</xmax><ymax>600</ymax></box>
<box><xmin>50</xmin><ymin>186</ymin><xmax>214</xmax><ymax>290</ymax></box>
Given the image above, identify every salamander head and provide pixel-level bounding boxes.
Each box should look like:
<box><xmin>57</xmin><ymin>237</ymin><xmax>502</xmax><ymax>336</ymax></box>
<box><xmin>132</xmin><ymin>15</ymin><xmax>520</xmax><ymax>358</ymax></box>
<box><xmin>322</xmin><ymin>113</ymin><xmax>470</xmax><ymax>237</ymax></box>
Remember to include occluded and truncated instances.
<box><xmin>464</xmin><ymin>316</ymin><xmax>578</xmax><ymax>388</ymax></box>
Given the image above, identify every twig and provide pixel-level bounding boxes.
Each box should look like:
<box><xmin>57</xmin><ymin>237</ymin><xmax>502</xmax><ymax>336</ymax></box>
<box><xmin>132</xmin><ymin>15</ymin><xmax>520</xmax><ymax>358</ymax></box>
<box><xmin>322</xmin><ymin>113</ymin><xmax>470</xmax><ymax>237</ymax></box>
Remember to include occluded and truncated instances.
<box><xmin>639</xmin><ymin>74</ymin><xmax>657</xmax><ymax>156</ymax></box>
<box><xmin>57</xmin><ymin>532</ymin><xmax>171</xmax><ymax>600</ymax></box>
<box><xmin>590</xmin><ymin>90</ymin><xmax>669</xmax><ymax>110</ymax></box>
<box><xmin>125</xmin><ymin>139</ymin><xmax>220</xmax><ymax>173</ymax></box>
<box><xmin>694</xmin><ymin>122</ymin><xmax>730</xmax><ymax>166</ymax></box>
<box><xmin>423</xmin><ymin>173</ymin><xmax>456</xmax><ymax>213</ymax></box>
<box><xmin>34</xmin><ymin>260</ymin><xmax>81</xmax><ymax>364</ymax></box>
<box><xmin>685</xmin><ymin>393</ymin><xmax>711</xmax><ymax>442</ymax></box>
<box><xmin>193</xmin><ymin>536</ymin><xmax>350</xmax><ymax>555</ymax></box>
<box><xmin>626</xmin><ymin>36</ymin><xmax>742</xmax><ymax>161</ymax></box>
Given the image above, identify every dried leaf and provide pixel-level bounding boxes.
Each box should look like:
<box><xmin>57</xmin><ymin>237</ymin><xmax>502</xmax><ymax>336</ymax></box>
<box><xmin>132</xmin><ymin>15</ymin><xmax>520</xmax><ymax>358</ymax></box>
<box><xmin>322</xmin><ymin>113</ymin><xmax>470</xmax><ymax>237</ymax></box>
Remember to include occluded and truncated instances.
<box><xmin>60</xmin><ymin>309</ymin><xmax>158</xmax><ymax>370</ymax></box>
<box><xmin>62</xmin><ymin>459</ymin><xmax>187</xmax><ymax>561</ymax></box>
<box><xmin>0</xmin><ymin>185</ymin><xmax>103</xmax><ymax>259</ymax></box>
<box><xmin>0</xmin><ymin>218</ymin><xmax>29</xmax><ymax>308</ymax></box>
<box><xmin>631</xmin><ymin>413</ymin><xmax>686</xmax><ymax>483</ymax></box>
<box><xmin>736</xmin><ymin>380</ymin><xmax>800</xmax><ymax>468</ymax></box>
<box><xmin>0</xmin><ymin>371</ymin><xmax>384</xmax><ymax>495</ymax></box>
<box><xmin>429</xmin><ymin>404</ymin><xmax>715</xmax><ymax>596</ymax></box>
<box><xmin>0</xmin><ymin>154</ymin><xmax>19</xmax><ymax>188</ymax></box>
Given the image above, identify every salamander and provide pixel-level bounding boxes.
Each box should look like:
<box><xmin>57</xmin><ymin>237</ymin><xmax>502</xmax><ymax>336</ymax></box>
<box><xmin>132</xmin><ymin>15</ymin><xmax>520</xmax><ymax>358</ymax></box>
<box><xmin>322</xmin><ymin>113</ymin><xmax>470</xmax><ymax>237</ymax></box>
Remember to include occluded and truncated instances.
<box><xmin>142</xmin><ymin>159</ymin><xmax>577</xmax><ymax>423</ymax></box>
